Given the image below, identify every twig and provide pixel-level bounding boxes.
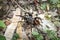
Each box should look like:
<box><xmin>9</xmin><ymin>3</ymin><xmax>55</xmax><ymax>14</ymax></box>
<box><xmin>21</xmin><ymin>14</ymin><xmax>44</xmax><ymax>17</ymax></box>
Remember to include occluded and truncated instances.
<box><xmin>13</xmin><ymin>0</ymin><xmax>30</xmax><ymax>13</ymax></box>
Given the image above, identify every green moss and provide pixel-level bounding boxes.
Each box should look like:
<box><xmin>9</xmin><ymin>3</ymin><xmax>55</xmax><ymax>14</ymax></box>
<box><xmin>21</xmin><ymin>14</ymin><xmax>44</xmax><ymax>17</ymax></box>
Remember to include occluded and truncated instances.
<box><xmin>12</xmin><ymin>33</ymin><xmax>20</xmax><ymax>40</ymax></box>
<box><xmin>0</xmin><ymin>20</ymin><xmax>6</xmax><ymax>29</ymax></box>
<box><xmin>0</xmin><ymin>35</ymin><xmax>6</xmax><ymax>40</ymax></box>
<box><xmin>32</xmin><ymin>31</ymin><xmax>43</xmax><ymax>40</ymax></box>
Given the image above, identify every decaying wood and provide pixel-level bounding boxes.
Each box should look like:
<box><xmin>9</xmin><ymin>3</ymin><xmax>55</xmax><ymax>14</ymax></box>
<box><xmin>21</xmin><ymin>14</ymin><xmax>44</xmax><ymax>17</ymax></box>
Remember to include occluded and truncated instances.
<box><xmin>16</xmin><ymin>21</ymin><xmax>23</xmax><ymax>40</ymax></box>
<box><xmin>4</xmin><ymin>8</ymin><xmax>21</xmax><ymax>40</ymax></box>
